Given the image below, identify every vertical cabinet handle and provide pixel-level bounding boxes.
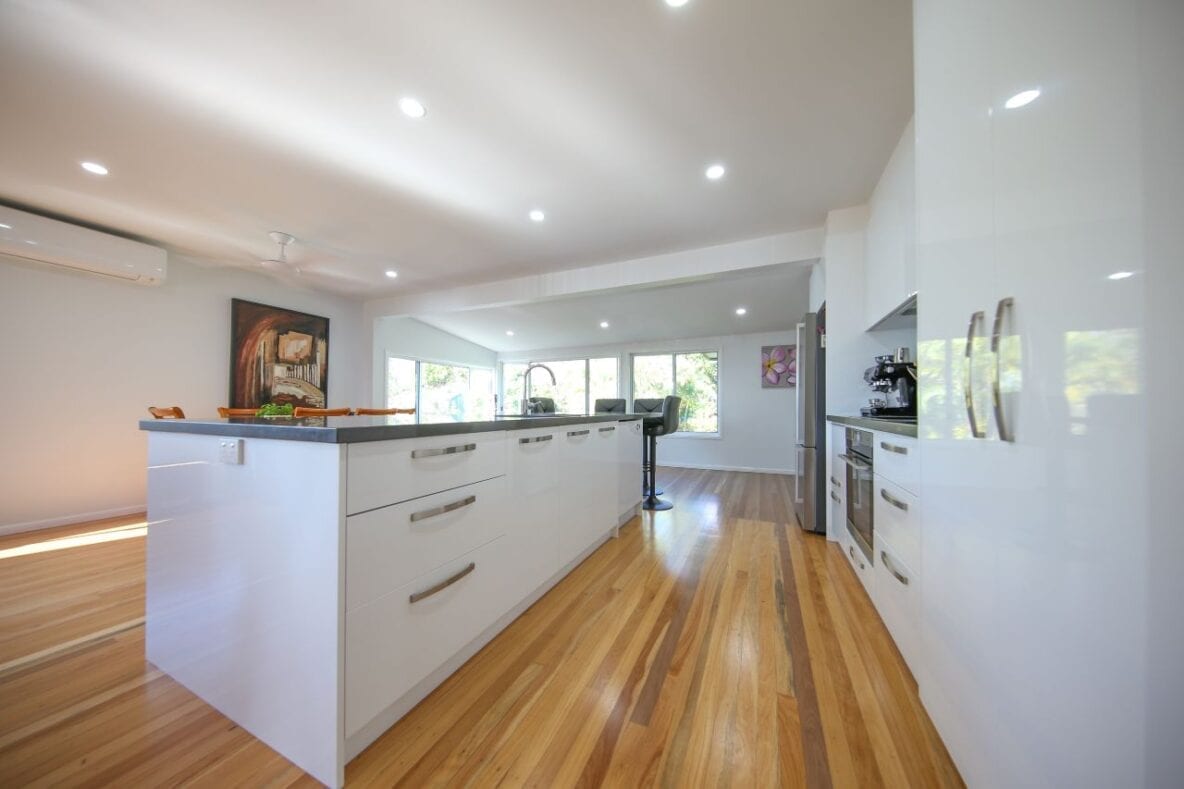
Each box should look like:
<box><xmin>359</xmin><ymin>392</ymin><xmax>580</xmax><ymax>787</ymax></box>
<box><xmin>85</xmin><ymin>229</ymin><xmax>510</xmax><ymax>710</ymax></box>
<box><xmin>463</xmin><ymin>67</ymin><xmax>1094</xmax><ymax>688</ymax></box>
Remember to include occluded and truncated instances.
<box><xmin>964</xmin><ymin>311</ymin><xmax>986</xmax><ymax>438</ymax></box>
<box><xmin>991</xmin><ymin>297</ymin><xmax>1015</xmax><ymax>443</ymax></box>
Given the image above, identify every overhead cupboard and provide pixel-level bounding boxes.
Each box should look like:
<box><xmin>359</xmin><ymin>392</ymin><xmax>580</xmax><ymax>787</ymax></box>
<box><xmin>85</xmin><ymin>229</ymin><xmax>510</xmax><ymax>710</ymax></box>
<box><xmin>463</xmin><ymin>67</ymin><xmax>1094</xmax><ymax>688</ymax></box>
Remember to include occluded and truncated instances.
<box><xmin>863</xmin><ymin>118</ymin><xmax>917</xmax><ymax>331</ymax></box>
<box><xmin>141</xmin><ymin>416</ymin><xmax>643</xmax><ymax>787</ymax></box>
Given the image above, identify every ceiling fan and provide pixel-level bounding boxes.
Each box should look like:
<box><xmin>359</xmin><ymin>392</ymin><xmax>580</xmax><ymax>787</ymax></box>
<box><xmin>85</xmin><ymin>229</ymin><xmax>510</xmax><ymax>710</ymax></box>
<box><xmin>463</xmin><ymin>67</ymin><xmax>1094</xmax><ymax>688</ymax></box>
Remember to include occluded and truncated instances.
<box><xmin>259</xmin><ymin>231</ymin><xmax>301</xmax><ymax>275</ymax></box>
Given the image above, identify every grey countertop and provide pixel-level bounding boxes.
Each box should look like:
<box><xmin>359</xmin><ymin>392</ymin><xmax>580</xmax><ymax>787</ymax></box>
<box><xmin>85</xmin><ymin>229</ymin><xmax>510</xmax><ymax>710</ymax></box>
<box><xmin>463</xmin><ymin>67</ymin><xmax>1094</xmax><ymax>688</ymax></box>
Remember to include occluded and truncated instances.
<box><xmin>826</xmin><ymin>414</ymin><xmax>918</xmax><ymax>438</ymax></box>
<box><xmin>139</xmin><ymin>413</ymin><xmax>643</xmax><ymax>444</ymax></box>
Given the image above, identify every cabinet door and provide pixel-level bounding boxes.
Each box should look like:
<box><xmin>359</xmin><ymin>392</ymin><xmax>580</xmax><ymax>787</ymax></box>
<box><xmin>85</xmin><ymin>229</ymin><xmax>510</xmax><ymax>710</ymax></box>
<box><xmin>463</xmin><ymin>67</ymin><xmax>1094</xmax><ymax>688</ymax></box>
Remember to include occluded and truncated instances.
<box><xmin>557</xmin><ymin>425</ymin><xmax>606</xmax><ymax>567</ymax></box>
<box><xmin>615</xmin><ymin>420</ymin><xmax>643</xmax><ymax>522</ymax></box>
<box><xmin>506</xmin><ymin>427</ymin><xmax>561</xmax><ymax>595</ymax></box>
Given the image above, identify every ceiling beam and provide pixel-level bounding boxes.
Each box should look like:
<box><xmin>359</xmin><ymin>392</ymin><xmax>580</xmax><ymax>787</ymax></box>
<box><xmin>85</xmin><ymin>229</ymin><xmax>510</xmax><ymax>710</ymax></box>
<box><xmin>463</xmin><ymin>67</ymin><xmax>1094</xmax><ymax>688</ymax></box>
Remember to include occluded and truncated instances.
<box><xmin>363</xmin><ymin>227</ymin><xmax>824</xmax><ymax>321</ymax></box>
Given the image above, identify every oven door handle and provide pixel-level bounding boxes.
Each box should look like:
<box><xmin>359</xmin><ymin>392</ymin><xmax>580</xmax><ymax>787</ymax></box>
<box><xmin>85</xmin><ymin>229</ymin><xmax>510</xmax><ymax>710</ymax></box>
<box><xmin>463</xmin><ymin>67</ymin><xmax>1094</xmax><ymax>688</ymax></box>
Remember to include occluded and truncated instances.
<box><xmin>837</xmin><ymin>453</ymin><xmax>871</xmax><ymax>472</ymax></box>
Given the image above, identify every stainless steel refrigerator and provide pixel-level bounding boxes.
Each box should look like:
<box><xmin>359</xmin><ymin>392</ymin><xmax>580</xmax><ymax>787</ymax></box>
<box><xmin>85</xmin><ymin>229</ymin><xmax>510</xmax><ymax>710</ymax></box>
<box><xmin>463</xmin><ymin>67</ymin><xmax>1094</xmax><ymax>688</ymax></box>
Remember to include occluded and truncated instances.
<box><xmin>794</xmin><ymin>308</ymin><xmax>825</xmax><ymax>533</ymax></box>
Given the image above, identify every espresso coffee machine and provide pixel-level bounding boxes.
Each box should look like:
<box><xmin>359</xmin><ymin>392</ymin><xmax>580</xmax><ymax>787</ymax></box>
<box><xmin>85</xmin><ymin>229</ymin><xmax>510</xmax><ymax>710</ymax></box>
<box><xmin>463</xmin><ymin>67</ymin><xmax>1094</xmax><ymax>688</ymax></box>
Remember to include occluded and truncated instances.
<box><xmin>861</xmin><ymin>348</ymin><xmax>917</xmax><ymax>419</ymax></box>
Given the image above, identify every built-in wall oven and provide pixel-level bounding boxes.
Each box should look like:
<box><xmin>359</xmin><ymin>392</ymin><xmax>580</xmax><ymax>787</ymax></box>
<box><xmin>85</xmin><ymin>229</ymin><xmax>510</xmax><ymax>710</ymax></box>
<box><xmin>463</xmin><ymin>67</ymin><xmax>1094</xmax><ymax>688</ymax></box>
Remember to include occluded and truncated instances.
<box><xmin>839</xmin><ymin>428</ymin><xmax>874</xmax><ymax>564</ymax></box>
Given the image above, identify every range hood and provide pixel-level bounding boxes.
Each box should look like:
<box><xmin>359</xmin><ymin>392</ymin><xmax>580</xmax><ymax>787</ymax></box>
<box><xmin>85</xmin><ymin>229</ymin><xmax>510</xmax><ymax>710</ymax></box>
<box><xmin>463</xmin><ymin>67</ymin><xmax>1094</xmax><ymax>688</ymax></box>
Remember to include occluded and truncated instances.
<box><xmin>869</xmin><ymin>292</ymin><xmax>918</xmax><ymax>331</ymax></box>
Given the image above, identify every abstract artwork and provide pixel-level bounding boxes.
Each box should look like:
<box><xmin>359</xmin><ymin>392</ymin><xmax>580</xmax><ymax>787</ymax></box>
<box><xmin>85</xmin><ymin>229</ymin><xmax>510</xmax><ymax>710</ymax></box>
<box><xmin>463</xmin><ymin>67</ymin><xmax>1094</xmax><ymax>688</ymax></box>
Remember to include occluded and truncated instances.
<box><xmin>230</xmin><ymin>299</ymin><xmax>329</xmax><ymax>409</ymax></box>
<box><xmin>761</xmin><ymin>344</ymin><xmax>796</xmax><ymax>387</ymax></box>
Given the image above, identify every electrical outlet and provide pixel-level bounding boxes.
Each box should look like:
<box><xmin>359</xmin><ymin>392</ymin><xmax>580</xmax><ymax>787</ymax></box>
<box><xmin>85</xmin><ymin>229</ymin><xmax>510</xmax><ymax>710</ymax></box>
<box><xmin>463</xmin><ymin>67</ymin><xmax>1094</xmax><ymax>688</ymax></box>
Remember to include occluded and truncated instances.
<box><xmin>218</xmin><ymin>438</ymin><xmax>243</xmax><ymax>465</ymax></box>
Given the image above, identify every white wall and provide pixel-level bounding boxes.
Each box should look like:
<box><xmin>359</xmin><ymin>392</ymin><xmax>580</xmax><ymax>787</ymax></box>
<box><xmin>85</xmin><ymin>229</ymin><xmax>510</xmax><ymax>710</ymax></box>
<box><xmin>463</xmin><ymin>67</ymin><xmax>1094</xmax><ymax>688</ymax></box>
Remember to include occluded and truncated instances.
<box><xmin>0</xmin><ymin>254</ymin><xmax>366</xmax><ymax>534</ymax></box>
<box><xmin>821</xmin><ymin>206</ymin><xmax>916</xmax><ymax>417</ymax></box>
<box><xmin>370</xmin><ymin>317</ymin><xmax>497</xmax><ymax>406</ymax></box>
<box><xmin>499</xmin><ymin>330</ymin><xmax>800</xmax><ymax>474</ymax></box>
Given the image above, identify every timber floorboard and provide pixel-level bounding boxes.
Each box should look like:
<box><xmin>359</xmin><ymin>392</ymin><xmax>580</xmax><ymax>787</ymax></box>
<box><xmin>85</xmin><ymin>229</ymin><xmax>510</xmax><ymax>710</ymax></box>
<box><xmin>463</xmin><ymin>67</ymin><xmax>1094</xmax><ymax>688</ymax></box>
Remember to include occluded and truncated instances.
<box><xmin>0</xmin><ymin>468</ymin><xmax>962</xmax><ymax>787</ymax></box>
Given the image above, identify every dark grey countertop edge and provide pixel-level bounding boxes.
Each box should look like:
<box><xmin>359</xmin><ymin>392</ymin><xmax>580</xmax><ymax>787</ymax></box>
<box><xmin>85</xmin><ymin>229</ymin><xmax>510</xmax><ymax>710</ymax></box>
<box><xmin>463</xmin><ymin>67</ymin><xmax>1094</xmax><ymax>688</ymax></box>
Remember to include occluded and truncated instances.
<box><xmin>826</xmin><ymin>415</ymin><xmax>919</xmax><ymax>438</ymax></box>
<box><xmin>139</xmin><ymin>414</ymin><xmax>643</xmax><ymax>444</ymax></box>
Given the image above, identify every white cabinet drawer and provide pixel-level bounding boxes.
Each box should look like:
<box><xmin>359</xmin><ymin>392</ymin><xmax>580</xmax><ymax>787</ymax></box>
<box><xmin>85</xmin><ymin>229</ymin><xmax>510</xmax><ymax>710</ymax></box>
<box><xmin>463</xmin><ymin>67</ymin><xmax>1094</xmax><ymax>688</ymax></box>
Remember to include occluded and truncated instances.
<box><xmin>345</xmin><ymin>534</ymin><xmax>515</xmax><ymax>737</ymax></box>
<box><xmin>874</xmin><ymin>534</ymin><xmax>921</xmax><ymax>676</ymax></box>
<box><xmin>873</xmin><ymin>433</ymin><xmax>918</xmax><ymax>494</ymax></box>
<box><xmin>347</xmin><ymin>432</ymin><xmax>507</xmax><ymax>515</ymax></box>
<box><xmin>842</xmin><ymin>535</ymin><xmax>875</xmax><ymax>598</ymax></box>
<box><xmin>873</xmin><ymin>475</ymin><xmax>920</xmax><ymax>572</ymax></box>
<box><xmin>346</xmin><ymin>476</ymin><xmax>507</xmax><ymax>611</ymax></box>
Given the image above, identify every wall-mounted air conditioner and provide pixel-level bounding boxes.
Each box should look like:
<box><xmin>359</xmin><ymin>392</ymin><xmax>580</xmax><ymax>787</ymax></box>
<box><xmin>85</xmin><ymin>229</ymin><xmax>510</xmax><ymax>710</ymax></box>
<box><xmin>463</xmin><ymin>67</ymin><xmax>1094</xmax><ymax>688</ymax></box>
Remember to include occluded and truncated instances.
<box><xmin>0</xmin><ymin>205</ymin><xmax>167</xmax><ymax>285</ymax></box>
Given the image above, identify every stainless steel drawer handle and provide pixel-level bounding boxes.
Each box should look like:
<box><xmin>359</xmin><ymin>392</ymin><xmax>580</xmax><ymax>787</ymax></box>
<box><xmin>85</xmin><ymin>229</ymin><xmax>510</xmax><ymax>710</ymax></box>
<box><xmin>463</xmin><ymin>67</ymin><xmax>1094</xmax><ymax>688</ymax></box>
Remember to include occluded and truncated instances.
<box><xmin>830</xmin><ymin>475</ymin><xmax>840</xmax><ymax>487</ymax></box>
<box><xmin>411</xmin><ymin>443</ymin><xmax>477</xmax><ymax>459</ymax></box>
<box><xmin>598</xmin><ymin>426</ymin><xmax>616</xmax><ymax>433</ymax></box>
<box><xmin>519</xmin><ymin>435</ymin><xmax>553</xmax><ymax>445</ymax></box>
<box><xmin>830</xmin><ymin>491</ymin><xmax>841</xmax><ymax>503</ymax></box>
<box><xmin>880</xmin><ymin>488</ymin><xmax>908</xmax><ymax>512</ymax></box>
<box><xmin>567</xmin><ymin>429</ymin><xmax>590</xmax><ymax>437</ymax></box>
<box><xmin>881</xmin><ymin>551</ymin><xmax>910</xmax><ymax>586</ymax></box>
<box><xmin>879</xmin><ymin>441</ymin><xmax>908</xmax><ymax>455</ymax></box>
<box><xmin>848</xmin><ymin>545</ymin><xmax>864</xmax><ymax>570</ymax></box>
<box><xmin>410</xmin><ymin>494</ymin><xmax>477</xmax><ymax>523</ymax></box>
<box><xmin>837</xmin><ymin>453</ymin><xmax>871</xmax><ymax>471</ymax></box>
<box><xmin>409</xmin><ymin>562</ymin><xmax>476</xmax><ymax>603</ymax></box>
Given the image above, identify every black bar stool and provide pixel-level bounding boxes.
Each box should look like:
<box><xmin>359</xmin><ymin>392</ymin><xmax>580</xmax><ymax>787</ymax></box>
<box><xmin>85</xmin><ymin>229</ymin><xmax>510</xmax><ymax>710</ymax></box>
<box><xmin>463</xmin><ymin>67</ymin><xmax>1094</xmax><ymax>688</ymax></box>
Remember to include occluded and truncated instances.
<box><xmin>639</xmin><ymin>396</ymin><xmax>681</xmax><ymax>511</ymax></box>
<box><xmin>633</xmin><ymin>398</ymin><xmax>663</xmax><ymax>496</ymax></box>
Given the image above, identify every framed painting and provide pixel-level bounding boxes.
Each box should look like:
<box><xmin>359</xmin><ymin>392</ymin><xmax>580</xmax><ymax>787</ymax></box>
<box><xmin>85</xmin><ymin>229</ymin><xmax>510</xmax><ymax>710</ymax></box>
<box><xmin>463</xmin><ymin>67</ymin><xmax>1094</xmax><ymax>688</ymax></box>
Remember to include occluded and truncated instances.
<box><xmin>229</xmin><ymin>299</ymin><xmax>330</xmax><ymax>409</ymax></box>
<box><xmin>761</xmin><ymin>344</ymin><xmax>796</xmax><ymax>387</ymax></box>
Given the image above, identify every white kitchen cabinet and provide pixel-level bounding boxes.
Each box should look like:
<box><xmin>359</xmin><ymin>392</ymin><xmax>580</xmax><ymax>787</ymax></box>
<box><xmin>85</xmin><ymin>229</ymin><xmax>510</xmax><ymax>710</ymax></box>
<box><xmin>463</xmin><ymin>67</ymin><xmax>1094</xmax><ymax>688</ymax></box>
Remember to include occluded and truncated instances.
<box><xmin>345</xmin><ymin>533</ymin><xmax>518</xmax><ymax>738</ymax></box>
<box><xmin>615</xmin><ymin>419</ymin><xmax>643</xmax><ymax>525</ymax></box>
<box><xmin>872</xmin><ymin>433</ymin><xmax>917</xmax><ymax>495</ymax></box>
<box><xmin>872</xmin><ymin>475</ymin><xmax>919</xmax><ymax>578</ymax></box>
<box><xmin>558</xmin><ymin>424</ymin><xmax>615</xmax><ymax>568</ymax></box>
<box><xmin>827</xmin><ymin>421</ymin><xmax>847</xmax><ymax>541</ymax></box>
<box><xmin>873</xmin><ymin>532</ymin><xmax>921</xmax><ymax>676</ymax></box>
<box><xmin>505</xmin><ymin>426</ymin><xmax>562</xmax><ymax>596</ymax></box>
<box><xmin>914</xmin><ymin>0</ymin><xmax>1170</xmax><ymax>784</ymax></box>
<box><xmin>863</xmin><ymin>118</ymin><xmax>917</xmax><ymax>330</ymax></box>
<box><xmin>347</xmin><ymin>431</ymin><xmax>506</xmax><ymax>515</ymax></box>
<box><xmin>345</xmin><ymin>476</ymin><xmax>508</xmax><ymax>611</ymax></box>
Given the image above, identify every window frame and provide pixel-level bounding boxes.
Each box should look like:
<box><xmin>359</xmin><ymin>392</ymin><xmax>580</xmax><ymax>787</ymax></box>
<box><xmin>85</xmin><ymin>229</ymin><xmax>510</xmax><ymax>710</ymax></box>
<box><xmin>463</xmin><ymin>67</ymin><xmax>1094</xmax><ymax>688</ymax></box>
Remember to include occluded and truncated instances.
<box><xmin>498</xmin><ymin>355</ymin><xmax>620</xmax><ymax>415</ymax></box>
<box><xmin>629</xmin><ymin>349</ymin><xmax>722</xmax><ymax>438</ymax></box>
<box><xmin>385</xmin><ymin>352</ymin><xmax>495</xmax><ymax>422</ymax></box>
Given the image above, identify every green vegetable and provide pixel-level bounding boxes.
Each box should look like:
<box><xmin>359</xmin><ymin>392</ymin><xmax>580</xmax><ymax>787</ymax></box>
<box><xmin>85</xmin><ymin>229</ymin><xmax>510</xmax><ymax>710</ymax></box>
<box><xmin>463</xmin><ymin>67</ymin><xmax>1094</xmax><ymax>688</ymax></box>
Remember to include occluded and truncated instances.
<box><xmin>255</xmin><ymin>403</ymin><xmax>295</xmax><ymax>417</ymax></box>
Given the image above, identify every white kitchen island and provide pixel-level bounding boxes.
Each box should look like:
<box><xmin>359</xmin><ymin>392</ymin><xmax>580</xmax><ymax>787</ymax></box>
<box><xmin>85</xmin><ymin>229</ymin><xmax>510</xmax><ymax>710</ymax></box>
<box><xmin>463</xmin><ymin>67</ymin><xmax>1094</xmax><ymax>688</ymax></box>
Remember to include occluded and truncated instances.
<box><xmin>140</xmin><ymin>413</ymin><xmax>643</xmax><ymax>787</ymax></box>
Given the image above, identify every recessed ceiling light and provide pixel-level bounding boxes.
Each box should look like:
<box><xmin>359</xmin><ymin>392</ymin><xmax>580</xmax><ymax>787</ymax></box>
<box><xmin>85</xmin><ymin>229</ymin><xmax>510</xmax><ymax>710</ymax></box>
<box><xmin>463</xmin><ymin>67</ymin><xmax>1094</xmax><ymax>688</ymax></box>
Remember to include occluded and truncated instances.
<box><xmin>735</xmin><ymin>307</ymin><xmax>747</xmax><ymax>315</ymax></box>
<box><xmin>666</xmin><ymin>0</ymin><xmax>690</xmax><ymax>6</ymax></box>
<box><xmin>80</xmin><ymin>161</ymin><xmax>108</xmax><ymax>175</ymax></box>
<box><xmin>385</xmin><ymin>270</ymin><xmax>398</xmax><ymax>279</ymax></box>
<box><xmin>1004</xmin><ymin>89</ymin><xmax>1040</xmax><ymax>109</ymax></box>
<box><xmin>398</xmin><ymin>97</ymin><xmax>426</xmax><ymax>118</ymax></box>
<box><xmin>1108</xmin><ymin>271</ymin><xmax>1134</xmax><ymax>280</ymax></box>
<box><xmin>705</xmin><ymin>163</ymin><xmax>726</xmax><ymax>181</ymax></box>
<box><xmin>599</xmin><ymin>321</ymin><xmax>610</xmax><ymax>329</ymax></box>
<box><xmin>529</xmin><ymin>209</ymin><xmax>546</xmax><ymax>222</ymax></box>
<box><xmin>506</xmin><ymin>330</ymin><xmax>515</xmax><ymax>336</ymax></box>
<box><xmin>24</xmin><ymin>239</ymin><xmax>38</xmax><ymax>245</ymax></box>
<box><xmin>0</xmin><ymin>223</ymin><xmax>11</xmax><ymax>230</ymax></box>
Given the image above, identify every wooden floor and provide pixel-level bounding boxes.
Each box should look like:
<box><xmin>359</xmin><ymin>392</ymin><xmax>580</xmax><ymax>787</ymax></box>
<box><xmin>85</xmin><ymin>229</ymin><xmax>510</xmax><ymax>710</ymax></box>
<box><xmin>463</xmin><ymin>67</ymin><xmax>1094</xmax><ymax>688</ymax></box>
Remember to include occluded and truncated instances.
<box><xmin>0</xmin><ymin>469</ymin><xmax>962</xmax><ymax>787</ymax></box>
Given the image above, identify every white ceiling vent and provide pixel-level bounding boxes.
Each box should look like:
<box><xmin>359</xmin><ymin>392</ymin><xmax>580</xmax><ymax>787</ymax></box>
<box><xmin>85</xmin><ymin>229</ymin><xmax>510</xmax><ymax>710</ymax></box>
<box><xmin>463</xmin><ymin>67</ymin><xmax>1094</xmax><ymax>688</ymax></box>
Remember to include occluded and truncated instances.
<box><xmin>0</xmin><ymin>205</ymin><xmax>167</xmax><ymax>285</ymax></box>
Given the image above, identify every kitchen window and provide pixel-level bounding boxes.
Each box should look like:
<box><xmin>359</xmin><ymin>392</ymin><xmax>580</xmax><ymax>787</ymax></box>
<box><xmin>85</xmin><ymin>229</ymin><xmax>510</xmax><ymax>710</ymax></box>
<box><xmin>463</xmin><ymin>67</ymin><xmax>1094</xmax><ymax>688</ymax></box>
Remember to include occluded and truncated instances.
<box><xmin>631</xmin><ymin>351</ymin><xmax>719</xmax><ymax>433</ymax></box>
<box><xmin>500</xmin><ymin>357</ymin><xmax>619</xmax><ymax>415</ymax></box>
<box><xmin>385</xmin><ymin>356</ymin><xmax>494</xmax><ymax>422</ymax></box>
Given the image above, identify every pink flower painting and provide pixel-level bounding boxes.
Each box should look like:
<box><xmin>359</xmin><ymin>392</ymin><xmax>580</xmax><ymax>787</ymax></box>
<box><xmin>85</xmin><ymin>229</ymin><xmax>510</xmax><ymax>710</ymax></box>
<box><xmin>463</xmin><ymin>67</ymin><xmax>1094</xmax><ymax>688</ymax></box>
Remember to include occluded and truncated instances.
<box><xmin>761</xmin><ymin>344</ymin><xmax>796</xmax><ymax>387</ymax></box>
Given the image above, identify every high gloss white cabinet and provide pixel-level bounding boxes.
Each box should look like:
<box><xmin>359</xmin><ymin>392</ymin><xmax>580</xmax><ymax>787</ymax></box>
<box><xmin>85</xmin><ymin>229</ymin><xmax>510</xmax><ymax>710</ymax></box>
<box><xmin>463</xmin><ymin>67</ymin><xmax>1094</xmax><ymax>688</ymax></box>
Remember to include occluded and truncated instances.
<box><xmin>145</xmin><ymin>419</ymin><xmax>639</xmax><ymax>787</ymax></box>
<box><xmin>863</xmin><ymin>117</ymin><xmax>917</xmax><ymax>330</ymax></box>
<box><xmin>913</xmin><ymin>0</ymin><xmax>1175</xmax><ymax>784</ymax></box>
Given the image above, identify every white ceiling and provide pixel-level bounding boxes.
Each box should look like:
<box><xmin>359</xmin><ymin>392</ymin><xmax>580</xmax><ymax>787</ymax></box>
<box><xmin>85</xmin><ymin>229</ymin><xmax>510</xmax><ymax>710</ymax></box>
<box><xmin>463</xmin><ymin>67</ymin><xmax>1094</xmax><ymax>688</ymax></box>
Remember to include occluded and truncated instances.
<box><xmin>0</xmin><ymin>1</ymin><xmax>912</xmax><ymax>297</ymax></box>
<box><xmin>416</xmin><ymin>262</ymin><xmax>812</xmax><ymax>353</ymax></box>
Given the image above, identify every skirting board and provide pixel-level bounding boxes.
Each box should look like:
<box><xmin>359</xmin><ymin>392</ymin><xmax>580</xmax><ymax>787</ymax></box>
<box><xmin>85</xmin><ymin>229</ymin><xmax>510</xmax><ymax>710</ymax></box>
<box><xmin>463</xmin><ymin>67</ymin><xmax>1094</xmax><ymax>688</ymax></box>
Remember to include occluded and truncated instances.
<box><xmin>344</xmin><ymin>527</ymin><xmax>617</xmax><ymax>763</ymax></box>
<box><xmin>659</xmin><ymin>462</ymin><xmax>794</xmax><ymax>475</ymax></box>
<box><xmin>0</xmin><ymin>504</ymin><xmax>146</xmax><ymax>537</ymax></box>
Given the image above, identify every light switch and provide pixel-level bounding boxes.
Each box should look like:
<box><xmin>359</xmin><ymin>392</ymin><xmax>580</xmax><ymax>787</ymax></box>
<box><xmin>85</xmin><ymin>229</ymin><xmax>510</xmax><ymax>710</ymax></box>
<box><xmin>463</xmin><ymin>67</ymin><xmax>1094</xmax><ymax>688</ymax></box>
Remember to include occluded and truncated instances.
<box><xmin>218</xmin><ymin>438</ymin><xmax>243</xmax><ymax>464</ymax></box>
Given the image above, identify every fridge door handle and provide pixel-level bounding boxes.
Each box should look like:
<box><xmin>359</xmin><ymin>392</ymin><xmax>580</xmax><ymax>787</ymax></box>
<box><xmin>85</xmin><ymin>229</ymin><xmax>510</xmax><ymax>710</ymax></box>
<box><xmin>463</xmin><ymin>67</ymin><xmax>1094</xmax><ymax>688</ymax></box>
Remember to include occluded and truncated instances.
<box><xmin>795</xmin><ymin>322</ymin><xmax>805</xmax><ymax>441</ymax></box>
<box><xmin>991</xmin><ymin>297</ymin><xmax>1015</xmax><ymax>442</ymax></box>
<box><xmin>795</xmin><ymin>445</ymin><xmax>804</xmax><ymax>504</ymax></box>
<box><xmin>964</xmin><ymin>310</ymin><xmax>986</xmax><ymax>438</ymax></box>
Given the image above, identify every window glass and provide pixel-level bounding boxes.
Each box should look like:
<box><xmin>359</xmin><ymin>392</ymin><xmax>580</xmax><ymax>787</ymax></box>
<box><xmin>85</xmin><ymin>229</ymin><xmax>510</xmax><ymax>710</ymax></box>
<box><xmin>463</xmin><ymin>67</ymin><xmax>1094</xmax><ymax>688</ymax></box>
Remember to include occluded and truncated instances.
<box><xmin>502</xmin><ymin>362</ymin><xmax>527</xmax><ymax>415</ymax></box>
<box><xmin>589</xmin><ymin>357</ymin><xmax>619</xmax><ymax>411</ymax></box>
<box><xmin>632</xmin><ymin>354</ymin><xmax>674</xmax><ymax>402</ymax></box>
<box><xmin>630</xmin><ymin>351</ymin><xmax>719</xmax><ymax>433</ymax></box>
<box><xmin>385</xmin><ymin>357</ymin><xmax>417</xmax><ymax>410</ymax></box>
<box><xmin>522</xmin><ymin>359</ymin><xmax>587</xmax><ymax>414</ymax></box>
<box><xmin>420</xmin><ymin>362</ymin><xmax>471</xmax><ymax>422</ymax></box>
<box><xmin>674</xmin><ymin>352</ymin><xmax>719</xmax><ymax>433</ymax></box>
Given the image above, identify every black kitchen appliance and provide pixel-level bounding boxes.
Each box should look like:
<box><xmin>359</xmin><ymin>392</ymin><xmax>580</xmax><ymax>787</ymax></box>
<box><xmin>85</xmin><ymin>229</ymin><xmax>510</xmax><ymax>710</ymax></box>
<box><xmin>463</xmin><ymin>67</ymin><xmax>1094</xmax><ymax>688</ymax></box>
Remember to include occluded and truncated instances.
<box><xmin>861</xmin><ymin>348</ymin><xmax>917</xmax><ymax>419</ymax></box>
